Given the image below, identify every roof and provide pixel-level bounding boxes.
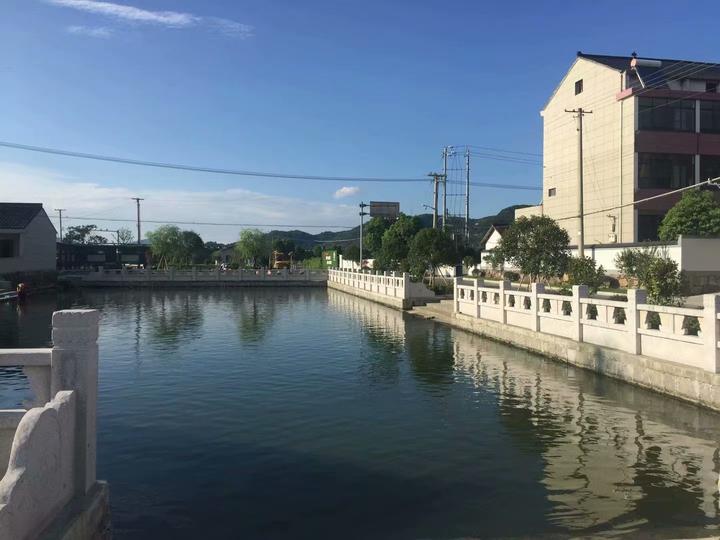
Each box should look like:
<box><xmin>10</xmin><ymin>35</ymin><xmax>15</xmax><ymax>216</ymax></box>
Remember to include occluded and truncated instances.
<box><xmin>480</xmin><ymin>224</ymin><xmax>509</xmax><ymax>246</ymax></box>
<box><xmin>577</xmin><ymin>51</ymin><xmax>720</xmax><ymax>83</ymax></box>
<box><xmin>0</xmin><ymin>203</ymin><xmax>44</xmax><ymax>230</ymax></box>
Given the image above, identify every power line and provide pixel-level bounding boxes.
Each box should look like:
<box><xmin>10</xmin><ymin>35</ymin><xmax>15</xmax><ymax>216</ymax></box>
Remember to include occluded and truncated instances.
<box><xmin>0</xmin><ymin>140</ymin><xmax>427</xmax><ymax>183</ymax></box>
<box><xmin>62</xmin><ymin>216</ymin><xmax>353</xmax><ymax>229</ymax></box>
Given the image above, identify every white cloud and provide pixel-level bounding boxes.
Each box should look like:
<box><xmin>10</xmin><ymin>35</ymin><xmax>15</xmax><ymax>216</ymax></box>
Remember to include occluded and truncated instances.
<box><xmin>66</xmin><ymin>25</ymin><xmax>113</xmax><ymax>38</ymax></box>
<box><xmin>46</xmin><ymin>0</ymin><xmax>253</xmax><ymax>38</ymax></box>
<box><xmin>0</xmin><ymin>162</ymin><xmax>353</xmax><ymax>243</ymax></box>
<box><xmin>333</xmin><ymin>186</ymin><xmax>360</xmax><ymax>199</ymax></box>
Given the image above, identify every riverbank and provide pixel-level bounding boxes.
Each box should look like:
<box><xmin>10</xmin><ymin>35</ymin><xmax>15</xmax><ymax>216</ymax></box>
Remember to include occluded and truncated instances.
<box><xmin>409</xmin><ymin>299</ymin><xmax>720</xmax><ymax>413</ymax></box>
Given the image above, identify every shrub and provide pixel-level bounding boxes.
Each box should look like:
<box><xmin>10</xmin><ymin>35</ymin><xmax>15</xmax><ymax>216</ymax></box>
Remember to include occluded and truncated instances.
<box><xmin>566</xmin><ymin>256</ymin><xmax>606</xmax><ymax>294</ymax></box>
<box><xmin>503</xmin><ymin>271</ymin><xmax>521</xmax><ymax>282</ymax></box>
<box><xmin>615</xmin><ymin>247</ymin><xmax>683</xmax><ymax>305</ymax></box>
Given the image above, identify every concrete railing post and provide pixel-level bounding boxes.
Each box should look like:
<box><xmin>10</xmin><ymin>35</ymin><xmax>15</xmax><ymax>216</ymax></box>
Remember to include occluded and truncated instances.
<box><xmin>403</xmin><ymin>273</ymin><xmax>410</xmax><ymax>300</ymax></box>
<box><xmin>169</xmin><ymin>267</ymin><xmax>176</xmax><ymax>282</ymax></box>
<box><xmin>572</xmin><ymin>285</ymin><xmax>588</xmax><ymax>342</ymax></box>
<box><xmin>454</xmin><ymin>278</ymin><xmax>459</xmax><ymax>314</ymax></box>
<box><xmin>531</xmin><ymin>283</ymin><xmax>544</xmax><ymax>332</ymax></box>
<box><xmin>50</xmin><ymin>309</ymin><xmax>100</xmax><ymax>496</ymax></box>
<box><xmin>500</xmin><ymin>280</ymin><xmax>510</xmax><ymax>324</ymax></box>
<box><xmin>192</xmin><ymin>266</ymin><xmax>197</xmax><ymax>281</ymax></box>
<box><xmin>475</xmin><ymin>278</ymin><xmax>484</xmax><ymax>318</ymax></box>
<box><xmin>625</xmin><ymin>288</ymin><xmax>646</xmax><ymax>354</ymax></box>
<box><xmin>703</xmin><ymin>294</ymin><xmax>720</xmax><ymax>373</ymax></box>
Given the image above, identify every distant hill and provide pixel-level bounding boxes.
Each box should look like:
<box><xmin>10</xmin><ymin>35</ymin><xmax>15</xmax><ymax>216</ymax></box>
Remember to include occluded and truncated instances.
<box><xmin>263</xmin><ymin>204</ymin><xmax>530</xmax><ymax>249</ymax></box>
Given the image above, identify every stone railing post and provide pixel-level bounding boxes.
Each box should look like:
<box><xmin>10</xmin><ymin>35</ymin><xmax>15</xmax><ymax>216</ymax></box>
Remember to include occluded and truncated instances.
<box><xmin>454</xmin><ymin>278</ymin><xmax>459</xmax><ymax>314</ymax></box>
<box><xmin>625</xmin><ymin>288</ymin><xmax>646</xmax><ymax>354</ymax></box>
<box><xmin>50</xmin><ymin>309</ymin><xmax>100</xmax><ymax>496</ymax></box>
<box><xmin>169</xmin><ymin>267</ymin><xmax>176</xmax><ymax>281</ymax></box>
<box><xmin>475</xmin><ymin>278</ymin><xmax>484</xmax><ymax>318</ymax></box>
<box><xmin>572</xmin><ymin>285</ymin><xmax>588</xmax><ymax>342</ymax></box>
<box><xmin>703</xmin><ymin>294</ymin><xmax>720</xmax><ymax>373</ymax></box>
<box><xmin>499</xmin><ymin>280</ymin><xmax>510</xmax><ymax>324</ymax></box>
<box><xmin>192</xmin><ymin>266</ymin><xmax>197</xmax><ymax>281</ymax></box>
<box><xmin>403</xmin><ymin>273</ymin><xmax>410</xmax><ymax>300</ymax></box>
<box><xmin>531</xmin><ymin>283</ymin><xmax>544</xmax><ymax>332</ymax></box>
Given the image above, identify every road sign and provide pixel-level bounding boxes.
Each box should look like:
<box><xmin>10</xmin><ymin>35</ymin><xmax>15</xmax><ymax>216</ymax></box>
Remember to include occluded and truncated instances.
<box><xmin>369</xmin><ymin>201</ymin><xmax>399</xmax><ymax>219</ymax></box>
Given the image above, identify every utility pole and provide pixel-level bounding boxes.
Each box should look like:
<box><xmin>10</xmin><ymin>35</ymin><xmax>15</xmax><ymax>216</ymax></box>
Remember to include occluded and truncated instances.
<box><xmin>442</xmin><ymin>147</ymin><xmax>449</xmax><ymax>231</ymax></box>
<box><xmin>464</xmin><ymin>148</ymin><xmax>470</xmax><ymax>242</ymax></box>
<box><xmin>131</xmin><ymin>198</ymin><xmax>144</xmax><ymax>246</ymax></box>
<box><xmin>565</xmin><ymin>108</ymin><xmax>592</xmax><ymax>258</ymax></box>
<box><xmin>359</xmin><ymin>202</ymin><xmax>368</xmax><ymax>270</ymax></box>
<box><xmin>54</xmin><ymin>208</ymin><xmax>66</xmax><ymax>242</ymax></box>
<box><xmin>428</xmin><ymin>173</ymin><xmax>445</xmax><ymax>229</ymax></box>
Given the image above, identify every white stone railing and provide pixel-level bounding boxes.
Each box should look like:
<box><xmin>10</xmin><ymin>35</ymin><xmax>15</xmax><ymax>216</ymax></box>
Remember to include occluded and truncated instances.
<box><xmin>455</xmin><ymin>278</ymin><xmax>720</xmax><ymax>373</ymax></box>
<box><xmin>328</xmin><ymin>268</ymin><xmax>408</xmax><ymax>299</ymax></box>
<box><xmin>82</xmin><ymin>267</ymin><xmax>327</xmax><ymax>282</ymax></box>
<box><xmin>0</xmin><ymin>310</ymin><xmax>100</xmax><ymax>539</ymax></box>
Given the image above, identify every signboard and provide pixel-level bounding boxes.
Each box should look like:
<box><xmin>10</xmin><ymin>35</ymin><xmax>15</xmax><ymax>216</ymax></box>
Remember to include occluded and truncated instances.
<box><xmin>121</xmin><ymin>254</ymin><xmax>140</xmax><ymax>263</ymax></box>
<box><xmin>369</xmin><ymin>201</ymin><xmax>399</xmax><ymax>219</ymax></box>
<box><xmin>322</xmin><ymin>250</ymin><xmax>339</xmax><ymax>269</ymax></box>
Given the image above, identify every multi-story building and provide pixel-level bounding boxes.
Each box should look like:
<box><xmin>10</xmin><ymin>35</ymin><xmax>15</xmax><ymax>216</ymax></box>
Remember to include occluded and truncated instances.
<box><xmin>518</xmin><ymin>52</ymin><xmax>720</xmax><ymax>244</ymax></box>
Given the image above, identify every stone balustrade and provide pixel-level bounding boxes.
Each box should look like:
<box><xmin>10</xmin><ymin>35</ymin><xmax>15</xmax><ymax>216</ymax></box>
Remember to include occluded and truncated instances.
<box><xmin>77</xmin><ymin>267</ymin><xmax>327</xmax><ymax>285</ymax></box>
<box><xmin>328</xmin><ymin>268</ymin><xmax>436</xmax><ymax>309</ymax></box>
<box><xmin>0</xmin><ymin>310</ymin><xmax>109</xmax><ymax>539</ymax></box>
<box><xmin>455</xmin><ymin>278</ymin><xmax>720</xmax><ymax>373</ymax></box>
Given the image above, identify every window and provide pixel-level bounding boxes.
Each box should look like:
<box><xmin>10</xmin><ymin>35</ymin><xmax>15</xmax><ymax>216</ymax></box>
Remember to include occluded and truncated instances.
<box><xmin>637</xmin><ymin>214</ymin><xmax>665</xmax><ymax>241</ymax></box>
<box><xmin>548</xmin><ymin>187</ymin><xmax>556</xmax><ymax>197</ymax></box>
<box><xmin>700</xmin><ymin>101</ymin><xmax>720</xmax><ymax>133</ymax></box>
<box><xmin>707</xmin><ymin>81</ymin><xmax>718</xmax><ymax>93</ymax></box>
<box><xmin>0</xmin><ymin>239</ymin><xmax>15</xmax><ymax>258</ymax></box>
<box><xmin>638</xmin><ymin>153</ymin><xmax>695</xmax><ymax>189</ymax></box>
<box><xmin>700</xmin><ymin>155</ymin><xmax>720</xmax><ymax>182</ymax></box>
<box><xmin>638</xmin><ymin>97</ymin><xmax>695</xmax><ymax>132</ymax></box>
<box><xmin>575</xmin><ymin>79</ymin><xmax>583</xmax><ymax>95</ymax></box>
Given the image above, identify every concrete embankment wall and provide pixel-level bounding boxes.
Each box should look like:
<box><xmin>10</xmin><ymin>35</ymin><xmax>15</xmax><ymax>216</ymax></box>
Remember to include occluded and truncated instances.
<box><xmin>327</xmin><ymin>280</ymin><xmax>410</xmax><ymax>310</ymax></box>
<box><xmin>415</xmin><ymin>305</ymin><xmax>720</xmax><ymax>413</ymax></box>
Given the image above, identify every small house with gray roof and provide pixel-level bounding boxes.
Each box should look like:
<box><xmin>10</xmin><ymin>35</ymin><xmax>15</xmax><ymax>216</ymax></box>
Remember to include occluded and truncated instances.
<box><xmin>0</xmin><ymin>203</ymin><xmax>57</xmax><ymax>275</ymax></box>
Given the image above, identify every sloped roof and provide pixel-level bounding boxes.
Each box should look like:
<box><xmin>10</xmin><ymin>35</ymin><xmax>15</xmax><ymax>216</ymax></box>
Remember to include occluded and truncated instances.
<box><xmin>0</xmin><ymin>203</ymin><xmax>44</xmax><ymax>230</ymax></box>
<box><xmin>578</xmin><ymin>52</ymin><xmax>720</xmax><ymax>82</ymax></box>
<box><xmin>480</xmin><ymin>224</ymin><xmax>509</xmax><ymax>246</ymax></box>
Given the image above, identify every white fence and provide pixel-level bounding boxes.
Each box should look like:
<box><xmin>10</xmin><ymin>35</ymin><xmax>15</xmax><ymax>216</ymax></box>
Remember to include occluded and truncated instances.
<box><xmin>82</xmin><ymin>267</ymin><xmax>327</xmax><ymax>283</ymax></box>
<box><xmin>0</xmin><ymin>310</ymin><xmax>101</xmax><ymax>539</ymax></box>
<box><xmin>455</xmin><ymin>278</ymin><xmax>720</xmax><ymax>373</ymax></box>
<box><xmin>328</xmin><ymin>268</ymin><xmax>437</xmax><ymax>307</ymax></box>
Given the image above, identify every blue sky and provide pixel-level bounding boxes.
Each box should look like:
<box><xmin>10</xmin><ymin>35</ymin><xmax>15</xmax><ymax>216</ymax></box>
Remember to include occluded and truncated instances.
<box><xmin>2</xmin><ymin>0</ymin><xmax>719</xmax><ymax>242</ymax></box>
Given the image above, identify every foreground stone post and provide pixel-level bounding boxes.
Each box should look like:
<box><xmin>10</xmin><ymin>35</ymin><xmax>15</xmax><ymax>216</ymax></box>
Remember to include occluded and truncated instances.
<box><xmin>625</xmin><ymin>288</ymin><xmax>646</xmax><ymax>354</ymax></box>
<box><xmin>531</xmin><ymin>283</ymin><xmax>545</xmax><ymax>332</ymax></box>
<box><xmin>192</xmin><ymin>266</ymin><xmax>198</xmax><ymax>281</ymax></box>
<box><xmin>500</xmin><ymin>280</ymin><xmax>510</xmax><ymax>324</ymax></box>
<box><xmin>403</xmin><ymin>273</ymin><xmax>410</xmax><ymax>300</ymax></box>
<box><xmin>454</xmin><ymin>278</ymin><xmax>459</xmax><ymax>314</ymax></box>
<box><xmin>703</xmin><ymin>294</ymin><xmax>720</xmax><ymax>373</ymax></box>
<box><xmin>50</xmin><ymin>309</ymin><xmax>100</xmax><ymax>496</ymax></box>
<box><xmin>572</xmin><ymin>285</ymin><xmax>588</xmax><ymax>342</ymax></box>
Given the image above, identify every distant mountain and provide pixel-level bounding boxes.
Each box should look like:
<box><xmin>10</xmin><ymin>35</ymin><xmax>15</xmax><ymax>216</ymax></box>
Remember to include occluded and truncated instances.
<box><xmin>264</xmin><ymin>204</ymin><xmax>530</xmax><ymax>249</ymax></box>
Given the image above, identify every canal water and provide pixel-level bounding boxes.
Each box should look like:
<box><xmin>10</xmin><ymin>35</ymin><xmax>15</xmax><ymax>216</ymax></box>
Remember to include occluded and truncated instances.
<box><xmin>2</xmin><ymin>288</ymin><xmax>720</xmax><ymax>539</ymax></box>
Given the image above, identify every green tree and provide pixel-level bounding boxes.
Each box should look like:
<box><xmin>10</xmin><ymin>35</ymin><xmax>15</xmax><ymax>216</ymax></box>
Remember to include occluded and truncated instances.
<box><xmin>407</xmin><ymin>228</ymin><xmax>457</xmax><ymax>282</ymax></box>
<box><xmin>180</xmin><ymin>230</ymin><xmax>206</xmax><ymax>264</ymax></box>
<box><xmin>363</xmin><ymin>217</ymin><xmax>390</xmax><ymax>256</ymax></box>
<box><xmin>615</xmin><ymin>247</ymin><xmax>684</xmax><ymax>305</ymax></box>
<box><xmin>486</xmin><ymin>215</ymin><xmax>570</xmax><ymax>282</ymax></box>
<box><xmin>117</xmin><ymin>227</ymin><xmax>134</xmax><ymax>244</ymax></box>
<box><xmin>64</xmin><ymin>224</ymin><xmax>108</xmax><ymax>245</ymax></box>
<box><xmin>272</xmin><ymin>238</ymin><xmax>296</xmax><ymax>254</ymax></box>
<box><xmin>147</xmin><ymin>225</ymin><xmax>184</xmax><ymax>267</ymax></box>
<box><xmin>377</xmin><ymin>214</ymin><xmax>421</xmax><ymax>271</ymax></box>
<box><xmin>344</xmin><ymin>244</ymin><xmax>361</xmax><ymax>263</ymax></box>
<box><xmin>235</xmin><ymin>229</ymin><xmax>269</xmax><ymax>267</ymax></box>
<box><xmin>658</xmin><ymin>190</ymin><xmax>720</xmax><ymax>241</ymax></box>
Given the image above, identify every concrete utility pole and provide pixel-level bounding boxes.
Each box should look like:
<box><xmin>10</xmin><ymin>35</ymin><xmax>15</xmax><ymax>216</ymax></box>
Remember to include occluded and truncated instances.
<box><xmin>131</xmin><ymin>198</ymin><xmax>144</xmax><ymax>246</ymax></box>
<box><xmin>359</xmin><ymin>202</ymin><xmax>368</xmax><ymax>269</ymax></box>
<box><xmin>464</xmin><ymin>148</ymin><xmax>470</xmax><ymax>242</ymax></box>
<box><xmin>54</xmin><ymin>208</ymin><xmax>66</xmax><ymax>242</ymax></box>
<box><xmin>428</xmin><ymin>173</ymin><xmax>444</xmax><ymax>229</ymax></box>
<box><xmin>565</xmin><ymin>107</ymin><xmax>592</xmax><ymax>258</ymax></box>
<box><xmin>442</xmin><ymin>147</ymin><xmax>449</xmax><ymax>231</ymax></box>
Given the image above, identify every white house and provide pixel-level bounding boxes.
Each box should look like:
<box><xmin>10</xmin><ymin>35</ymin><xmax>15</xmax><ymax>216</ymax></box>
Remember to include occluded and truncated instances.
<box><xmin>0</xmin><ymin>203</ymin><xmax>57</xmax><ymax>274</ymax></box>
<box><xmin>480</xmin><ymin>224</ymin><xmax>509</xmax><ymax>252</ymax></box>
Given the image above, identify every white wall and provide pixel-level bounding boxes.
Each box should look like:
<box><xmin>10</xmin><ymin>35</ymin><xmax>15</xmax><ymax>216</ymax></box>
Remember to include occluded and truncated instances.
<box><xmin>0</xmin><ymin>210</ymin><xmax>57</xmax><ymax>274</ymax></box>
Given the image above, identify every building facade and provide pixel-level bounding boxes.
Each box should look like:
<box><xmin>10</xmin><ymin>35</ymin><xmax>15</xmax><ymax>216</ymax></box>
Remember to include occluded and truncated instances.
<box><xmin>518</xmin><ymin>52</ymin><xmax>720</xmax><ymax>243</ymax></box>
<box><xmin>0</xmin><ymin>203</ymin><xmax>57</xmax><ymax>275</ymax></box>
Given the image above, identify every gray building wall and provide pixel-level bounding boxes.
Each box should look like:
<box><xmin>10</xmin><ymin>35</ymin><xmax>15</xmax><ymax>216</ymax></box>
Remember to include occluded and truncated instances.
<box><xmin>0</xmin><ymin>210</ymin><xmax>57</xmax><ymax>274</ymax></box>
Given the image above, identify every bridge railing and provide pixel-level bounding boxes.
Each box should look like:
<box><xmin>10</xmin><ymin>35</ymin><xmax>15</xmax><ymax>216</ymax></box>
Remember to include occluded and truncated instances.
<box><xmin>0</xmin><ymin>310</ymin><xmax>101</xmax><ymax>539</ymax></box>
<box><xmin>455</xmin><ymin>278</ymin><xmax>720</xmax><ymax>373</ymax></box>
<box><xmin>82</xmin><ymin>267</ymin><xmax>328</xmax><ymax>282</ymax></box>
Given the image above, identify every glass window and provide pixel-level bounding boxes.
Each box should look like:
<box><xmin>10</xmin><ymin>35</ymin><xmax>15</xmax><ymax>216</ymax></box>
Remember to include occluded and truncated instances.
<box><xmin>700</xmin><ymin>101</ymin><xmax>720</xmax><ymax>133</ymax></box>
<box><xmin>707</xmin><ymin>81</ymin><xmax>718</xmax><ymax>93</ymax></box>
<box><xmin>637</xmin><ymin>214</ymin><xmax>664</xmax><ymax>242</ymax></box>
<box><xmin>548</xmin><ymin>187</ymin><xmax>556</xmax><ymax>197</ymax></box>
<box><xmin>700</xmin><ymin>155</ymin><xmax>720</xmax><ymax>182</ymax></box>
<box><xmin>0</xmin><ymin>239</ymin><xmax>15</xmax><ymax>258</ymax></box>
<box><xmin>638</xmin><ymin>97</ymin><xmax>695</xmax><ymax>132</ymax></box>
<box><xmin>575</xmin><ymin>79</ymin><xmax>583</xmax><ymax>95</ymax></box>
<box><xmin>638</xmin><ymin>153</ymin><xmax>695</xmax><ymax>189</ymax></box>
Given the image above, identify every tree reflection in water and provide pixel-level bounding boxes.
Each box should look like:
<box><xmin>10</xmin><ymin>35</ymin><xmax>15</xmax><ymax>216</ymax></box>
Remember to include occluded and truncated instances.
<box><xmin>146</xmin><ymin>291</ymin><xmax>204</xmax><ymax>348</ymax></box>
<box><xmin>235</xmin><ymin>290</ymin><xmax>278</xmax><ymax>344</ymax></box>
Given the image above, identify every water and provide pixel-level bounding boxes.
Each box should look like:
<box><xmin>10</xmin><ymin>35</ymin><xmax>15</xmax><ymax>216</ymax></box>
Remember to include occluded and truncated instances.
<box><xmin>2</xmin><ymin>288</ymin><xmax>720</xmax><ymax>539</ymax></box>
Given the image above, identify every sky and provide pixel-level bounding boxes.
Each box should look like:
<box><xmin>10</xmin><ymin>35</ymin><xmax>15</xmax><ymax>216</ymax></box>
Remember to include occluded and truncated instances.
<box><xmin>2</xmin><ymin>0</ymin><xmax>719</xmax><ymax>243</ymax></box>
